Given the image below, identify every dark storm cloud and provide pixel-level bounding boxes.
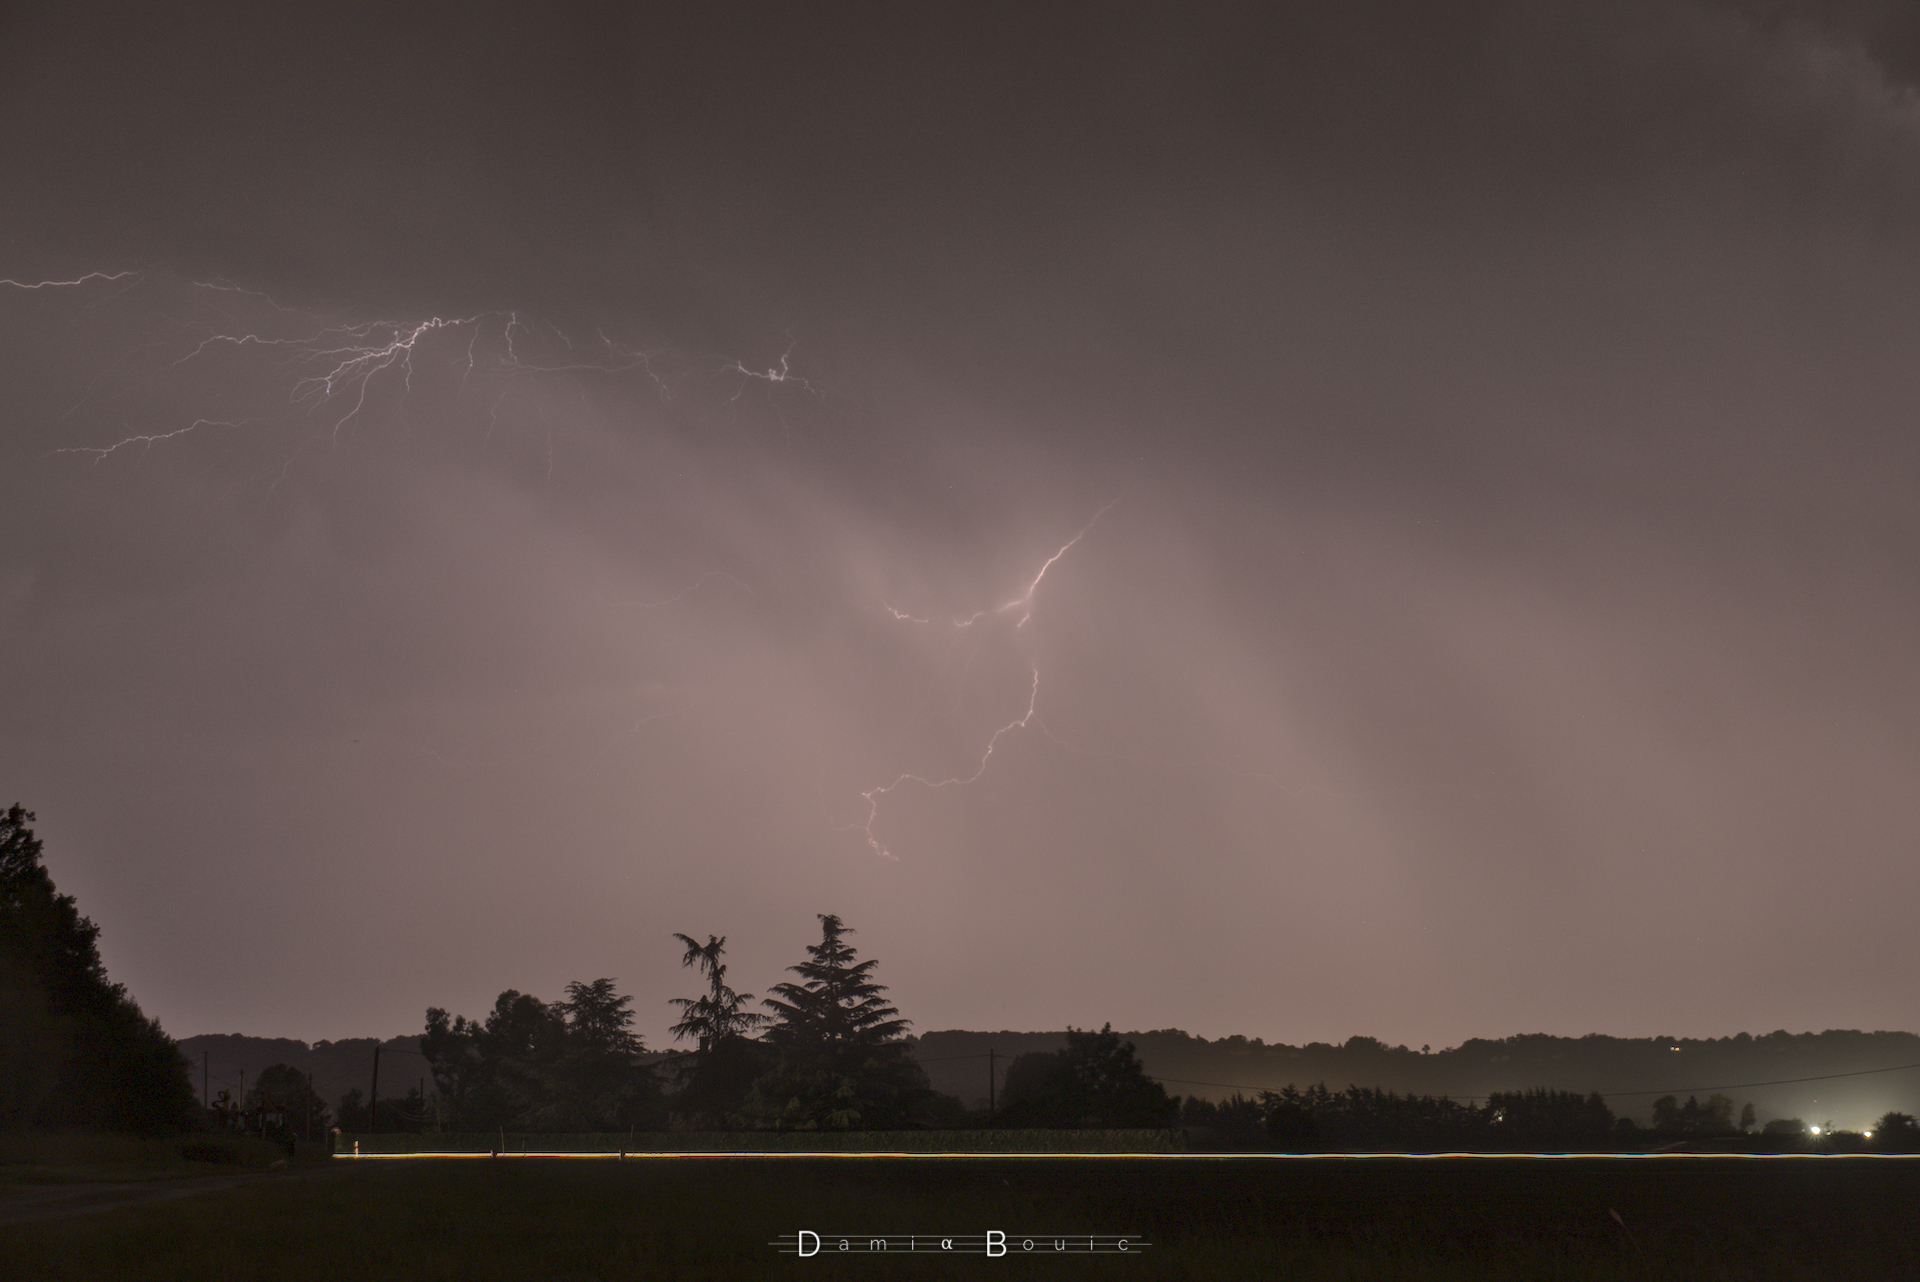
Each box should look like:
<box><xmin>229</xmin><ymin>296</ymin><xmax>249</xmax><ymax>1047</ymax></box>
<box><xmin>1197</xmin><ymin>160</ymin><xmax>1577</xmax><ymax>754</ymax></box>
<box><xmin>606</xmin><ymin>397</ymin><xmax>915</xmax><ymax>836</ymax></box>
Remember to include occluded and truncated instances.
<box><xmin>2</xmin><ymin>3</ymin><xmax>1917</xmax><ymax>1048</ymax></box>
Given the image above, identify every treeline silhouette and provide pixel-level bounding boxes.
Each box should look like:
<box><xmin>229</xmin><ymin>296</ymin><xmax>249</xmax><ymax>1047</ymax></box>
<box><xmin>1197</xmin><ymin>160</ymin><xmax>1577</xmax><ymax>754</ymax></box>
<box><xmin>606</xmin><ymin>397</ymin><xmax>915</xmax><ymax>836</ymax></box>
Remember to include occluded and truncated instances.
<box><xmin>1180</xmin><ymin>1086</ymin><xmax>1613</xmax><ymax>1151</ymax></box>
<box><xmin>418</xmin><ymin>914</ymin><xmax>962</xmax><ymax>1133</ymax></box>
<box><xmin>1177</xmin><ymin>1088</ymin><xmax>1920</xmax><ymax>1153</ymax></box>
<box><xmin>8</xmin><ymin>797</ymin><xmax>1918</xmax><ymax>1152</ymax></box>
<box><xmin>0</xmin><ymin>804</ymin><xmax>194</xmax><ymax>1133</ymax></box>
<box><xmin>915</xmin><ymin>1028</ymin><xmax>1920</xmax><ymax>1130</ymax></box>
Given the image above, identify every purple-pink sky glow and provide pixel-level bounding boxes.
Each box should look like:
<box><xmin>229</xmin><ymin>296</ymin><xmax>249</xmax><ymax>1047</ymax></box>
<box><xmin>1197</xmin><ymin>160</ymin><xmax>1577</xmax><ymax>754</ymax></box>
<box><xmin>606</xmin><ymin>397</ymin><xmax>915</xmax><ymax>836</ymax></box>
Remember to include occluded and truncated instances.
<box><xmin>2</xmin><ymin>2</ymin><xmax>1918</xmax><ymax>1052</ymax></box>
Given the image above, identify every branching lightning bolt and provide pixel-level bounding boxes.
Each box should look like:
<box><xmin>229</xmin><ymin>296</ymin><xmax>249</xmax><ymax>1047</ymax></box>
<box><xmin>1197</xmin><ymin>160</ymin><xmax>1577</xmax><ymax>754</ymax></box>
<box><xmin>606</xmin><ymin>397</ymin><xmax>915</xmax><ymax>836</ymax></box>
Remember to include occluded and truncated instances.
<box><xmin>724</xmin><ymin>336</ymin><xmax>822</xmax><ymax>402</ymax></box>
<box><xmin>15</xmin><ymin>270</ymin><xmax>1177</xmax><ymax>830</ymax></box>
<box><xmin>12</xmin><ymin>270</ymin><xmax>809</xmax><ymax>466</ymax></box>
<box><xmin>853</xmin><ymin>496</ymin><xmax>1120</xmax><ymax>860</ymax></box>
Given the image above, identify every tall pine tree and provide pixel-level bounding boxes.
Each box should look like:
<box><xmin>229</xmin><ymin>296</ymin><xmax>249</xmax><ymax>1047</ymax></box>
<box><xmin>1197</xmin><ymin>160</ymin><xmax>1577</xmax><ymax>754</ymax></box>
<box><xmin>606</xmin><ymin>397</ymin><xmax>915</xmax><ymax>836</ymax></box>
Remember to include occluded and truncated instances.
<box><xmin>666</xmin><ymin>932</ymin><xmax>770</xmax><ymax>1129</ymax></box>
<box><xmin>750</xmin><ymin>914</ymin><xmax>935</xmax><ymax>1129</ymax></box>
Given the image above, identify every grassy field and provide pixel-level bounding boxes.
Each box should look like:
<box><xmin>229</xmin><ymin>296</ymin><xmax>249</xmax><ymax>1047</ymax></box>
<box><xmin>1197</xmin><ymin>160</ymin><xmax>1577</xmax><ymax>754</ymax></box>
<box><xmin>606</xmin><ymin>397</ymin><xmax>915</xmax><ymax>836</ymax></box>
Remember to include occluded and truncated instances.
<box><xmin>0</xmin><ymin>1130</ymin><xmax>328</xmax><ymax>1184</ymax></box>
<box><xmin>3</xmin><ymin>1151</ymin><xmax>1917</xmax><ymax>1279</ymax></box>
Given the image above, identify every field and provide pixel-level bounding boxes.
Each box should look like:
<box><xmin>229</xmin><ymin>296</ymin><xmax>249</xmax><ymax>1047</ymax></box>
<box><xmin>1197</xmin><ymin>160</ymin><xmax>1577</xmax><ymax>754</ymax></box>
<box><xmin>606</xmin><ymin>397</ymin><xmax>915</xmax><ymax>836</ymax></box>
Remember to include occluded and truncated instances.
<box><xmin>3</xmin><ymin>1147</ymin><xmax>1917</xmax><ymax>1279</ymax></box>
<box><xmin>0</xmin><ymin>1130</ymin><xmax>327</xmax><ymax>1185</ymax></box>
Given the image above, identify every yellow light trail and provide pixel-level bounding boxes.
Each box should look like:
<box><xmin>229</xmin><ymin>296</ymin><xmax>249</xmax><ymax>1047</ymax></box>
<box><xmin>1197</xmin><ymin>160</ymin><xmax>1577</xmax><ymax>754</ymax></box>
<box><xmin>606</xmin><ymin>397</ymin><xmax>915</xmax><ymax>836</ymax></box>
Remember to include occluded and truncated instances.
<box><xmin>334</xmin><ymin>1150</ymin><xmax>1920</xmax><ymax>1161</ymax></box>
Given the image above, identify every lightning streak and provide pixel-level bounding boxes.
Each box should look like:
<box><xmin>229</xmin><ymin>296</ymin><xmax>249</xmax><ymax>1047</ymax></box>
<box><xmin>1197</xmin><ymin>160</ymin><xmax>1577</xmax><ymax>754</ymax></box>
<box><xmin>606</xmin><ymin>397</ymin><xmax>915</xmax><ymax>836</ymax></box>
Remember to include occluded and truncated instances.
<box><xmin>635</xmin><ymin>571</ymin><xmax>754</xmax><ymax>609</ymax></box>
<box><xmin>50</xmin><ymin>418</ymin><xmax>251</xmax><ymax>463</ymax></box>
<box><xmin>999</xmin><ymin>495</ymin><xmax>1119</xmax><ymax>626</ymax></box>
<box><xmin>19</xmin><ymin>274</ymin><xmax>779</xmax><ymax>465</ymax></box>
<box><xmin>21</xmin><ymin>270</ymin><xmax>1149</xmax><ymax>831</ymax></box>
<box><xmin>285</xmin><ymin>316</ymin><xmax>483</xmax><ymax>437</ymax></box>
<box><xmin>193</xmin><ymin>277</ymin><xmax>289</xmax><ymax>309</ymax></box>
<box><xmin>854</xmin><ymin>498</ymin><xmax>1119</xmax><ymax>860</ymax></box>
<box><xmin>152</xmin><ymin>313</ymin><xmax>490</xmax><ymax>443</ymax></box>
<box><xmin>1</xmin><ymin>270</ymin><xmax>142</xmax><ymax>290</ymax></box>
<box><xmin>725</xmin><ymin>337</ymin><xmax>823</xmax><ymax>403</ymax></box>
<box><xmin>16</xmin><ymin>270</ymin><xmax>829</xmax><ymax>477</ymax></box>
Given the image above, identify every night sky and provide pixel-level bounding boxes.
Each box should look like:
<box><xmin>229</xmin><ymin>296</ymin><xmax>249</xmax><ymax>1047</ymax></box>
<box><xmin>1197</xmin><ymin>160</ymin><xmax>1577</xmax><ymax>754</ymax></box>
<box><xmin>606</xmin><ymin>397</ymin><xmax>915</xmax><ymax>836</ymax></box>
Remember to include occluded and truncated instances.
<box><xmin>4</xmin><ymin>1</ymin><xmax>1918</xmax><ymax>1050</ymax></box>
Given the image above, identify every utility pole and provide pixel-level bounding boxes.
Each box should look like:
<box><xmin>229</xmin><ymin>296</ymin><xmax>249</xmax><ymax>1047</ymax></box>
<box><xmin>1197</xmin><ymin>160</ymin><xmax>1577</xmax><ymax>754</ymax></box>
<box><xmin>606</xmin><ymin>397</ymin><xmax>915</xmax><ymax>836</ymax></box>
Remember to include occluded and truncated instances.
<box><xmin>368</xmin><ymin>1044</ymin><xmax>381</xmax><ymax>1135</ymax></box>
<box><xmin>988</xmin><ymin>1049</ymin><xmax>996</xmax><ymax>1119</ymax></box>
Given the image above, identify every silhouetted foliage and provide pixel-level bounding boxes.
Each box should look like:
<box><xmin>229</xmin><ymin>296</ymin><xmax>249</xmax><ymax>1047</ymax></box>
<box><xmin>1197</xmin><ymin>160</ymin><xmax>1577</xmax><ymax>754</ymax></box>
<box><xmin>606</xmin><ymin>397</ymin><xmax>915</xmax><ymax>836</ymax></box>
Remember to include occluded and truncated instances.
<box><xmin>668</xmin><ymin>934</ymin><xmax>767</xmax><ymax>1051</ymax></box>
<box><xmin>1179</xmin><ymin>1092</ymin><xmax>1269</xmax><ymax>1148</ymax></box>
<box><xmin>1651</xmin><ymin>1092</ymin><xmax>1737</xmax><ymax>1137</ymax></box>
<box><xmin>1222</xmin><ymin>1083</ymin><xmax>1617</xmax><ymax>1152</ymax></box>
<box><xmin>748</xmin><ymin>914</ymin><xmax>938</xmax><ymax>1129</ymax></box>
<box><xmin>336</xmin><ymin>1085</ymin><xmax>426</xmax><ymax>1133</ymax></box>
<box><xmin>930</xmin><ymin>1028</ymin><xmax>1918</xmax><ymax>1135</ymax></box>
<box><xmin>1871</xmin><ymin>1112</ymin><xmax>1920</xmax><ymax>1152</ymax></box>
<box><xmin>666</xmin><ymin>932</ymin><xmax>770</xmax><ymax>1128</ymax></box>
<box><xmin>1486</xmin><ymin>1088</ymin><xmax>1614</xmax><ymax>1150</ymax></box>
<box><xmin>421</xmin><ymin>979</ymin><xmax>663</xmax><ymax>1132</ymax></box>
<box><xmin>539</xmin><ymin>978</ymin><xmax>660</xmax><ymax>1131</ymax></box>
<box><xmin>673</xmin><ymin>1034</ymin><xmax>774</xmax><ymax>1130</ymax></box>
<box><xmin>423</xmin><ymin>991</ymin><xmax>556</xmax><ymax>1130</ymax></box>
<box><xmin>246</xmin><ymin>1062</ymin><xmax>329</xmax><ymax>1139</ymax></box>
<box><xmin>1257</xmin><ymin>1084</ymin><xmax>1480</xmax><ymax>1151</ymax></box>
<box><xmin>0</xmin><ymin>803</ymin><xmax>195</xmax><ymax>1133</ymax></box>
<box><xmin>997</xmin><ymin>1025</ymin><xmax>1177</xmax><ymax>1128</ymax></box>
<box><xmin>1270</xmin><ymin>1100</ymin><xmax>1322</xmax><ymax>1148</ymax></box>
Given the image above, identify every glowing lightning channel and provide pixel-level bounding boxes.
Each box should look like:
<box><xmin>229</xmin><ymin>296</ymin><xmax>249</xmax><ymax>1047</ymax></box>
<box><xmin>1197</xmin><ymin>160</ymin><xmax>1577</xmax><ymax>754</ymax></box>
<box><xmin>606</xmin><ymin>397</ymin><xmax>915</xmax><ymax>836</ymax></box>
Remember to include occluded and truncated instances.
<box><xmin>634</xmin><ymin>571</ymin><xmax>754</xmax><ymax>610</ymax></box>
<box><xmin>285</xmin><ymin>316</ymin><xmax>485</xmax><ymax>438</ymax></box>
<box><xmin>854</xmin><ymin>497</ymin><xmax>1120</xmax><ymax>861</ymax></box>
<box><xmin>23</xmin><ymin>272</ymin><xmax>821</xmax><ymax>470</ymax></box>
<box><xmin>154</xmin><ymin>312</ymin><xmax>490</xmax><ymax>442</ymax></box>
<box><xmin>497</xmin><ymin>324</ymin><xmax>678</xmax><ymax>397</ymax></box>
<box><xmin>998</xmin><ymin>495</ymin><xmax>1119</xmax><ymax>626</ymax></box>
<box><xmin>192</xmin><ymin>277</ymin><xmax>290</xmax><ymax>309</ymax></box>
<box><xmin>724</xmin><ymin>337</ymin><xmax>823</xmax><ymax>402</ymax></box>
<box><xmin>49</xmin><ymin>418</ymin><xmax>253</xmax><ymax>463</ymax></box>
<box><xmin>0</xmin><ymin>270</ymin><xmax>142</xmax><ymax>290</ymax></box>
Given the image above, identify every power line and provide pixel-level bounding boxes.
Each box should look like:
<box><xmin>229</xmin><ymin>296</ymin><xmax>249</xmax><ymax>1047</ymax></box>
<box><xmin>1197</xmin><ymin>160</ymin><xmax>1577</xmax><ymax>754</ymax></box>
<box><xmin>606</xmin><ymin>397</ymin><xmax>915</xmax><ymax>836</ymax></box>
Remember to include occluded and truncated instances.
<box><xmin>1592</xmin><ymin>1061</ymin><xmax>1920</xmax><ymax>1100</ymax></box>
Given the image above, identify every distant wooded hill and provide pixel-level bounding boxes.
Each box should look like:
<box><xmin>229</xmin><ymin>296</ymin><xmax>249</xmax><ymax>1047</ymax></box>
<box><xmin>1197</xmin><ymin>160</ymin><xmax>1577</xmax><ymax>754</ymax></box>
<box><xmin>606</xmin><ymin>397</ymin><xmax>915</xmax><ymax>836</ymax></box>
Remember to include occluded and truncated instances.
<box><xmin>181</xmin><ymin>1028</ymin><xmax>1920</xmax><ymax>1133</ymax></box>
<box><xmin>911</xmin><ymin>1030</ymin><xmax>1920</xmax><ymax>1131</ymax></box>
<box><xmin>176</xmin><ymin>1034</ymin><xmax>428</xmax><ymax>1113</ymax></box>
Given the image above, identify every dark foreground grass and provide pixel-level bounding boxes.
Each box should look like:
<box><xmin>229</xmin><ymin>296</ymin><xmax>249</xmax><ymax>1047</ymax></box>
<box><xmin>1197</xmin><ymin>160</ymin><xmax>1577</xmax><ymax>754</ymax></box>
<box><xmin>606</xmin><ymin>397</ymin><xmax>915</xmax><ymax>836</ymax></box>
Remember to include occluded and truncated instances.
<box><xmin>0</xmin><ymin>1130</ymin><xmax>324</xmax><ymax>1185</ymax></box>
<box><xmin>3</xmin><ymin>1155</ymin><xmax>1916</xmax><ymax>1280</ymax></box>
